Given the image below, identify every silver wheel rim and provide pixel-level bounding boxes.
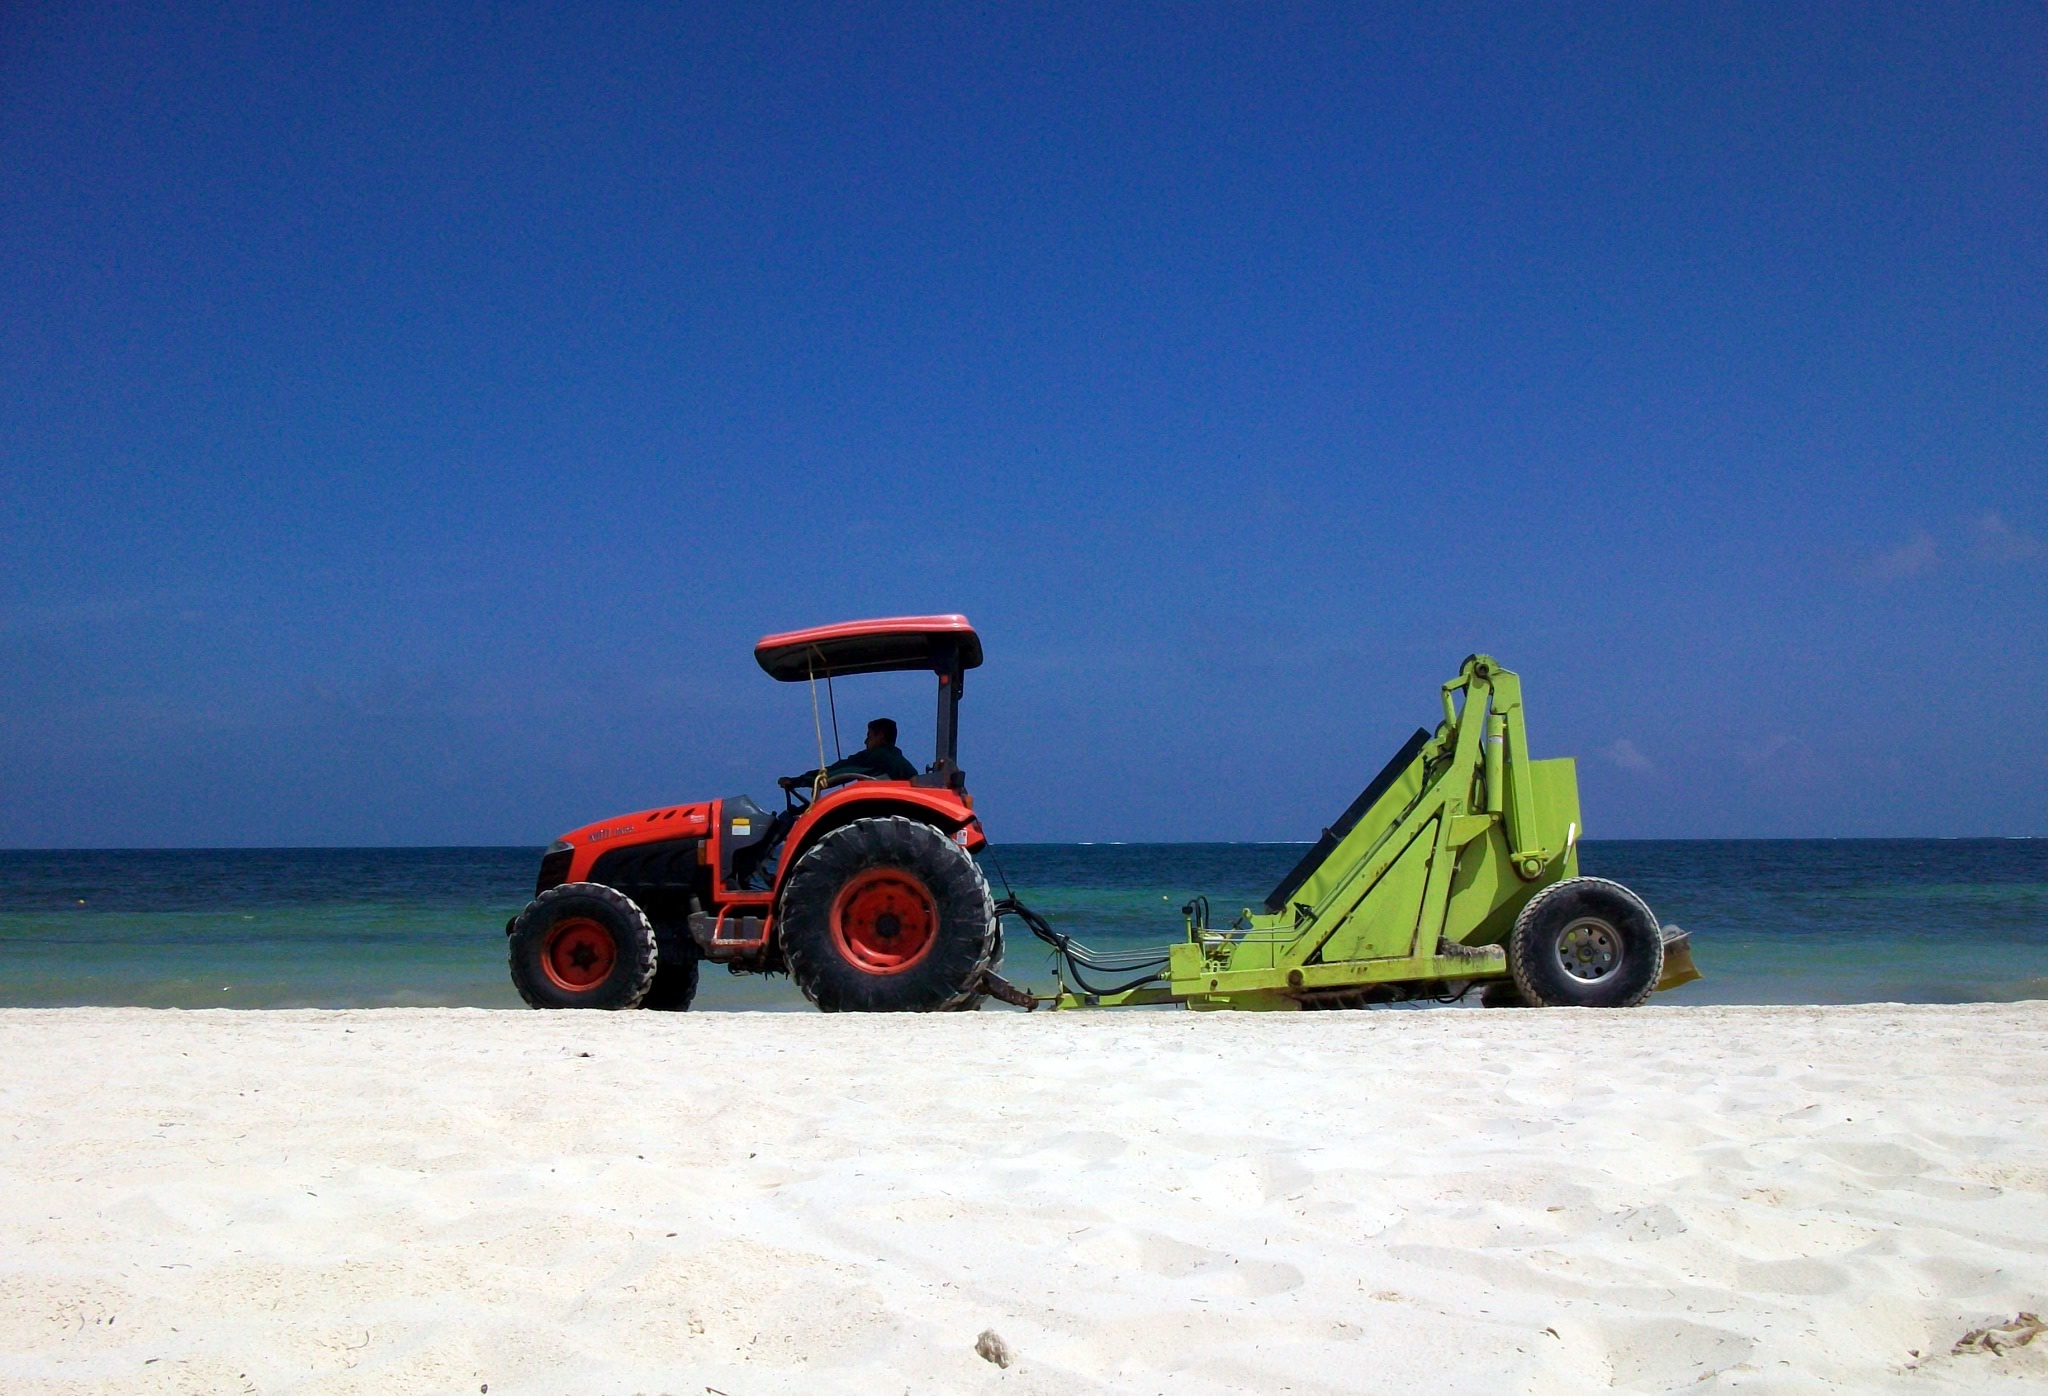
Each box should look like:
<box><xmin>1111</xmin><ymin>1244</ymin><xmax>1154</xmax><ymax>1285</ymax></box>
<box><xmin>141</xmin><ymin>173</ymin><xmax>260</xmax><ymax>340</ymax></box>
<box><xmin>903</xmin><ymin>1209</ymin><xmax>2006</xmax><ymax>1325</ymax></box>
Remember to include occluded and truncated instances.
<box><xmin>1555</xmin><ymin>916</ymin><xmax>1623</xmax><ymax>982</ymax></box>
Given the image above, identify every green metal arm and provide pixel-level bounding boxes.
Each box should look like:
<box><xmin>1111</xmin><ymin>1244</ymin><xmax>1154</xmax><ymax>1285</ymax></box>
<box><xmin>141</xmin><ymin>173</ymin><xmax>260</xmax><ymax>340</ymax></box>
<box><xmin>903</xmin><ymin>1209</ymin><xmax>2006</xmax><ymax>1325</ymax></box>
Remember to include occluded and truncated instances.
<box><xmin>1441</xmin><ymin>657</ymin><xmax>1549</xmax><ymax>877</ymax></box>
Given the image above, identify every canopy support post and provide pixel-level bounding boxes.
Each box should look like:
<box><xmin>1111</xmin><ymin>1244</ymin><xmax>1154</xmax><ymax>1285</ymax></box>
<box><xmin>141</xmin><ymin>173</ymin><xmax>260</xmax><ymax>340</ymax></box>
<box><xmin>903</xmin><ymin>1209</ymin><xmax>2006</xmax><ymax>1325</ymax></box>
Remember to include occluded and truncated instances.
<box><xmin>931</xmin><ymin>637</ymin><xmax>964</xmax><ymax>789</ymax></box>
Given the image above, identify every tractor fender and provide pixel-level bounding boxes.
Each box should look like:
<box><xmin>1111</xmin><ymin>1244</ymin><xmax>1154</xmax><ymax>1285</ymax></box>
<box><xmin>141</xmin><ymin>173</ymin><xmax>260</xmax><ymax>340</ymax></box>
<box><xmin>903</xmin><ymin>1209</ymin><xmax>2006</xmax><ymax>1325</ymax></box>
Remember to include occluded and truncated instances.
<box><xmin>773</xmin><ymin>790</ymin><xmax>984</xmax><ymax>902</ymax></box>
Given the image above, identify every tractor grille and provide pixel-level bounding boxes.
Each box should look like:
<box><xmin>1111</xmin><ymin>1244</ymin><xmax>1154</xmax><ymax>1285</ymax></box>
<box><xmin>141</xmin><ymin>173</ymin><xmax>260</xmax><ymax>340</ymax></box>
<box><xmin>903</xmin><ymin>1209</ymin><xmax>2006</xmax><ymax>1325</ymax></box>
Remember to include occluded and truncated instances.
<box><xmin>590</xmin><ymin>837</ymin><xmax>703</xmax><ymax>894</ymax></box>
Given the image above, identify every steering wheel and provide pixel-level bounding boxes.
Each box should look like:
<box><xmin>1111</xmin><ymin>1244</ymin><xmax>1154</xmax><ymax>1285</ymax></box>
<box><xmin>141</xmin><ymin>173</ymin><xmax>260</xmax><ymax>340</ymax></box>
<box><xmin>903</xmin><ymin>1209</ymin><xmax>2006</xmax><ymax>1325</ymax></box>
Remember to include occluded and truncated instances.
<box><xmin>780</xmin><ymin>771</ymin><xmax>885</xmax><ymax>809</ymax></box>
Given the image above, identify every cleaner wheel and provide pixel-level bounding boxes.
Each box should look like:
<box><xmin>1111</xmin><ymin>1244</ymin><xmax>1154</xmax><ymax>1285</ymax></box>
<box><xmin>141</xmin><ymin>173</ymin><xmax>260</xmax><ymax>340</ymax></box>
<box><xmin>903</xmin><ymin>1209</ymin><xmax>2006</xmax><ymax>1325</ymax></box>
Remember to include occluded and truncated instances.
<box><xmin>1507</xmin><ymin>876</ymin><xmax>1664</xmax><ymax>1009</ymax></box>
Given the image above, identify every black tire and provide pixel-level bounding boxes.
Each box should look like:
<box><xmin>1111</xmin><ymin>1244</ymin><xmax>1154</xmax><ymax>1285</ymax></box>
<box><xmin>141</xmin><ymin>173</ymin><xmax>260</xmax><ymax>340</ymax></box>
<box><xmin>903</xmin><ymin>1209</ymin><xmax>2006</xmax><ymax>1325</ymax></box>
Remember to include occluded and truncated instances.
<box><xmin>642</xmin><ymin>922</ymin><xmax>701</xmax><ymax>1012</ymax></box>
<box><xmin>1508</xmin><ymin>876</ymin><xmax>1663</xmax><ymax>1009</ymax></box>
<box><xmin>1479</xmin><ymin>981</ymin><xmax>1528</xmax><ymax>1008</ymax></box>
<box><xmin>508</xmin><ymin>882</ymin><xmax>658</xmax><ymax>1010</ymax></box>
<box><xmin>778</xmin><ymin>816</ymin><xmax>997</xmax><ymax>1012</ymax></box>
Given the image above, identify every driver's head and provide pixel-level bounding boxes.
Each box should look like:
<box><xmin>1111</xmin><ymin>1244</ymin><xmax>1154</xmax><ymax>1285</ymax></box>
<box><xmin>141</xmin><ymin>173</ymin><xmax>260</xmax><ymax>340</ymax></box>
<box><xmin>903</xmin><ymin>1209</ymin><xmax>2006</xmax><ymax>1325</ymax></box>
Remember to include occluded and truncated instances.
<box><xmin>865</xmin><ymin>718</ymin><xmax>896</xmax><ymax>750</ymax></box>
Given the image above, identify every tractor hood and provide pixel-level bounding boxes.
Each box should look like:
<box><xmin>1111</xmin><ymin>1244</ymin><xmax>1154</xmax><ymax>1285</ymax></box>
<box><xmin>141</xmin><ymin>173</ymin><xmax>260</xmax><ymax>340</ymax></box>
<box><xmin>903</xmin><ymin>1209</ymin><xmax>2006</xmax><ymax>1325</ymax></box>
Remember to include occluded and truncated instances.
<box><xmin>754</xmin><ymin>615</ymin><xmax>984</xmax><ymax>680</ymax></box>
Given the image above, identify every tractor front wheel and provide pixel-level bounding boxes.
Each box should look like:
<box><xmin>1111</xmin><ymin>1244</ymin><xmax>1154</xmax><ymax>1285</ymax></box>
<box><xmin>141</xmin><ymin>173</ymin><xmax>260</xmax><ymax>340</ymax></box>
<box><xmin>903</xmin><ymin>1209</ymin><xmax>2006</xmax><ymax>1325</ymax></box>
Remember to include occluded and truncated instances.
<box><xmin>779</xmin><ymin>816</ymin><xmax>996</xmax><ymax>1012</ymax></box>
<box><xmin>508</xmin><ymin>882</ymin><xmax>659</xmax><ymax>1009</ymax></box>
<box><xmin>1508</xmin><ymin>876</ymin><xmax>1664</xmax><ymax>1009</ymax></box>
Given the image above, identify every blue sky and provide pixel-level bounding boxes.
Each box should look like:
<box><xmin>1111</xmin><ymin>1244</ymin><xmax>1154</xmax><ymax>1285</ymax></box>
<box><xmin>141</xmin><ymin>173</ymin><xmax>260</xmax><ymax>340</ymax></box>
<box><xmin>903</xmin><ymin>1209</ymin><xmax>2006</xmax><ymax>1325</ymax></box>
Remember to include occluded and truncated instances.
<box><xmin>2</xmin><ymin>3</ymin><xmax>2043</xmax><ymax>846</ymax></box>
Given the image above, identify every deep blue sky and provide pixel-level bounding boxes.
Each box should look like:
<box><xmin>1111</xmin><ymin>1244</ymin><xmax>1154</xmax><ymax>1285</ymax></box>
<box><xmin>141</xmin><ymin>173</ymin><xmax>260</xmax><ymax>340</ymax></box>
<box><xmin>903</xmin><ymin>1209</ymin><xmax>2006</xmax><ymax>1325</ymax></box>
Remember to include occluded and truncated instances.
<box><xmin>3</xmin><ymin>4</ymin><xmax>2043</xmax><ymax>846</ymax></box>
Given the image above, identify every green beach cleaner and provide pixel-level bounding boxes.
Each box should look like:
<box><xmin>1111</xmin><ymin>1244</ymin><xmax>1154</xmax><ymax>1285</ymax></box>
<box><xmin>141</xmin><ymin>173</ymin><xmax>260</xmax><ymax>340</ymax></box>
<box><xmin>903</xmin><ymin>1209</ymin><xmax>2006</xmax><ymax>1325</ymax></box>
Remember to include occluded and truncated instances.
<box><xmin>1018</xmin><ymin>653</ymin><xmax>1702</xmax><ymax>1011</ymax></box>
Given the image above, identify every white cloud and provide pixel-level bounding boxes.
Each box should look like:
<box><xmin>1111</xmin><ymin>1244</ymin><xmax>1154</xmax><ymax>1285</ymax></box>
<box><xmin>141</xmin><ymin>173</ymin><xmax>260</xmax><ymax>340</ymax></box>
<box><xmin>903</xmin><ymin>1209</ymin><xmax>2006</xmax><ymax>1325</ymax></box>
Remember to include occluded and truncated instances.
<box><xmin>1736</xmin><ymin>733</ymin><xmax>1824</xmax><ymax>786</ymax></box>
<box><xmin>1862</xmin><ymin>532</ymin><xmax>1939</xmax><ymax>581</ymax></box>
<box><xmin>1971</xmin><ymin>511</ymin><xmax>2042</xmax><ymax>564</ymax></box>
<box><xmin>1603</xmin><ymin>738</ymin><xmax>1655</xmax><ymax>774</ymax></box>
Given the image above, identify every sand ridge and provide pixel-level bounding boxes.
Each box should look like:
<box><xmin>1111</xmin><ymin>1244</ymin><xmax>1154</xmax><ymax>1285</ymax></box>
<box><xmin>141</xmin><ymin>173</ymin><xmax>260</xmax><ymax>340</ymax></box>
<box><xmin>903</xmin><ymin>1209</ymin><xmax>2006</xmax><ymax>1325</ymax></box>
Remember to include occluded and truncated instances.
<box><xmin>1</xmin><ymin>1004</ymin><xmax>2045</xmax><ymax>1393</ymax></box>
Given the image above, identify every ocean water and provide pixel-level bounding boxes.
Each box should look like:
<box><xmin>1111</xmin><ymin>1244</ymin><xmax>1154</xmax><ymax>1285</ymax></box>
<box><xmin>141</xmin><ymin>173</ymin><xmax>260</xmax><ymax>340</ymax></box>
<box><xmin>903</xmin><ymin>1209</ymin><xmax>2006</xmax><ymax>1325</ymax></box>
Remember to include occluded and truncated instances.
<box><xmin>1</xmin><ymin>841</ymin><xmax>2043</xmax><ymax>1011</ymax></box>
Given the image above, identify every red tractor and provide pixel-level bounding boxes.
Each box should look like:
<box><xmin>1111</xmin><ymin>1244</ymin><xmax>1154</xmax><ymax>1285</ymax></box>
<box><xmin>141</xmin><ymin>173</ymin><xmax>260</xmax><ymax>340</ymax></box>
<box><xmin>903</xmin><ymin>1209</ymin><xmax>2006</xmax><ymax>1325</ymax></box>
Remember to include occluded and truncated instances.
<box><xmin>506</xmin><ymin>616</ymin><xmax>1000</xmax><ymax>1012</ymax></box>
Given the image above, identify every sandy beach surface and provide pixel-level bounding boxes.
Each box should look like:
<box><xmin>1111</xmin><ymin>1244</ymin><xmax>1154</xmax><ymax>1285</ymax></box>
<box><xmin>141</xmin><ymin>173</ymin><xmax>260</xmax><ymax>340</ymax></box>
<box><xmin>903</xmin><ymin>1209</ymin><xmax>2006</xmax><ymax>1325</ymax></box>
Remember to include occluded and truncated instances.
<box><xmin>2</xmin><ymin>1005</ymin><xmax>2044</xmax><ymax>1394</ymax></box>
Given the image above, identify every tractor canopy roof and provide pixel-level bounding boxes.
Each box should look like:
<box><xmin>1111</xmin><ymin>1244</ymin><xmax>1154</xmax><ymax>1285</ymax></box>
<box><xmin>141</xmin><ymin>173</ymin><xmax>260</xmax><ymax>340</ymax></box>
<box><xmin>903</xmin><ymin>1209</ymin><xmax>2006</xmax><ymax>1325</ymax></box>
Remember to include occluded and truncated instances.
<box><xmin>753</xmin><ymin>614</ymin><xmax>984</xmax><ymax>681</ymax></box>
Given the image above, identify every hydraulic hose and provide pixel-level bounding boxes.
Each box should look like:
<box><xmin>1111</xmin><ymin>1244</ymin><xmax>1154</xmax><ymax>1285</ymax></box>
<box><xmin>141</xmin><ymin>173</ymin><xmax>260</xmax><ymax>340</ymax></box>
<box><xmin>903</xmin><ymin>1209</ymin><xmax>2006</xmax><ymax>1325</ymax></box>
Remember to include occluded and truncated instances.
<box><xmin>992</xmin><ymin>895</ymin><xmax>1168</xmax><ymax>997</ymax></box>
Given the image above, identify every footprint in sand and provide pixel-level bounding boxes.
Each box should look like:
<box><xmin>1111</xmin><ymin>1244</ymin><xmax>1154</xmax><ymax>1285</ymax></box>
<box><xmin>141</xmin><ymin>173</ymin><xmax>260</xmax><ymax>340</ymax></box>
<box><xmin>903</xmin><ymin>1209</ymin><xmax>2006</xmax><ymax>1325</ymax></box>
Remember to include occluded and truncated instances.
<box><xmin>1814</xmin><ymin>1140</ymin><xmax>1938</xmax><ymax>1180</ymax></box>
<box><xmin>1596</xmin><ymin>1317</ymin><xmax>1755</xmax><ymax>1389</ymax></box>
<box><xmin>1016</xmin><ymin>1130</ymin><xmax>1130</xmax><ymax>1167</ymax></box>
<box><xmin>1735</xmin><ymin>1255</ymin><xmax>1853</xmax><ymax>1296</ymax></box>
<box><xmin>1095</xmin><ymin>1231</ymin><xmax>1309</xmax><ymax>1298</ymax></box>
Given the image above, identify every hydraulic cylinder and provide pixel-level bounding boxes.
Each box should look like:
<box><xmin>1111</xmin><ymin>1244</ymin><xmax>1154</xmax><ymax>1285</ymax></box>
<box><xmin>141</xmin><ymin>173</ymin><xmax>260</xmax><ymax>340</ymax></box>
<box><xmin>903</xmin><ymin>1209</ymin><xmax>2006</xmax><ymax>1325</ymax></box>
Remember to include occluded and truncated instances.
<box><xmin>1484</xmin><ymin>713</ymin><xmax>1506</xmax><ymax>815</ymax></box>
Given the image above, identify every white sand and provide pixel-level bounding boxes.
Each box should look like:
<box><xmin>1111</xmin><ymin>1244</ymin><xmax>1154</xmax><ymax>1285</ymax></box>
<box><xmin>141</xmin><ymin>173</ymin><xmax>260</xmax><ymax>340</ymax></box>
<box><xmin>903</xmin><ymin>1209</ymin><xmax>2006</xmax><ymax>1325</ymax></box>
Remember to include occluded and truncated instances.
<box><xmin>2</xmin><ymin>1005</ymin><xmax>2045</xmax><ymax>1395</ymax></box>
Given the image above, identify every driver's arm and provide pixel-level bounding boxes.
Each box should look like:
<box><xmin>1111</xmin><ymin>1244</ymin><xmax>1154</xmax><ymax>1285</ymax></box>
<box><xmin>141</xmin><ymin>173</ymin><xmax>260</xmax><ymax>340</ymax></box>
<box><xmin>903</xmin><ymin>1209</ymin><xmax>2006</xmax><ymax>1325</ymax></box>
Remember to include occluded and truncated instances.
<box><xmin>781</xmin><ymin>747</ymin><xmax>891</xmax><ymax>790</ymax></box>
<box><xmin>823</xmin><ymin>748</ymin><xmax>890</xmax><ymax>782</ymax></box>
<box><xmin>781</xmin><ymin>756</ymin><xmax>860</xmax><ymax>789</ymax></box>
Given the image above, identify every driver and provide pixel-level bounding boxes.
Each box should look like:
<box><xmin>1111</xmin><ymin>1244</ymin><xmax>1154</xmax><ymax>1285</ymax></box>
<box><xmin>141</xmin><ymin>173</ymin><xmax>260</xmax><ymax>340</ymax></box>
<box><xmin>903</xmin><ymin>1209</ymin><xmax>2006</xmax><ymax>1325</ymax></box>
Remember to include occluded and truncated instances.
<box><xmin>780</xmin><ymin>718</ymin><xmax>918</xmax><ymax>792</ymax></box>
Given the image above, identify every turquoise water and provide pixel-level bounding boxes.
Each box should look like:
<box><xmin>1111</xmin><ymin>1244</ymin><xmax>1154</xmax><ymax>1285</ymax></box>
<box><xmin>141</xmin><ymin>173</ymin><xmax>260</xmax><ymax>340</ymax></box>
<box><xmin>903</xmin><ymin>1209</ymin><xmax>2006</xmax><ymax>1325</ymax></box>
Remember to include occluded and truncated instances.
<box><xmin>1</xmin><ymin>841</ymin><xmax>2043</xmax><ymax>1010</ymax></box>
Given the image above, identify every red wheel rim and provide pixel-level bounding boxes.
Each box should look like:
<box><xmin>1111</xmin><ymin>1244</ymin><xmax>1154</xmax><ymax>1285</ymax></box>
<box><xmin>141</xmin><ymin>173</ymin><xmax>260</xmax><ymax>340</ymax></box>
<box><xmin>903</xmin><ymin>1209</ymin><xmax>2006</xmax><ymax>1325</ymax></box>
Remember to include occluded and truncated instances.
<box><xmin>541</xmin><ymin>916</ymin><xmax>617</xmax><ymax>992</ymax></box>
<box><xmin>830</xmin><ymin>868</ymin><xmax>939</xmax><ymax>975</ymax></box>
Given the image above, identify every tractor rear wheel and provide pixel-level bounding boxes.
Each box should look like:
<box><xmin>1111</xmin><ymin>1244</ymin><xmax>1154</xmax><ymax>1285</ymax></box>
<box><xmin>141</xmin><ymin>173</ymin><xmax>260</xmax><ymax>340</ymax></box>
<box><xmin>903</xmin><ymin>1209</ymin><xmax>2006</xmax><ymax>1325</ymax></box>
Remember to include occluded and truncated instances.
<box><xmin>1508</xmin><ymin>876</ymin><xmax>1663</xmax><ymax>1009</ymax></box>
<box><xmin>779</xmin><ymin>816</ymin><xmax>996</xmax><ymax>1012</ymax></box>
<box><xmin>508</xmin><ymin>882</ymin><xmax>659</xmax><ymax>1010</ymax></box>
